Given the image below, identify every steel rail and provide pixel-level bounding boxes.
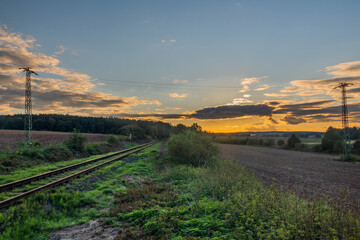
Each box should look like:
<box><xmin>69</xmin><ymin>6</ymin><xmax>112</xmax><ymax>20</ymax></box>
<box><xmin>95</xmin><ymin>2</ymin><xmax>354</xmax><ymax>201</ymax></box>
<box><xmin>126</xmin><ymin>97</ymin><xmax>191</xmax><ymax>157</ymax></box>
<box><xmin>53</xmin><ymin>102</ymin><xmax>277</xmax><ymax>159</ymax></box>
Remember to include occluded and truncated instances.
<box><xmin>0</xmin><ymin>142</ymin><xmax>154</xmax><ymax>209</ymax></box>
<box><xmin>0</xmin><ymin>142</ymin><xmax>152</xmax><ymax>192</ymax></box>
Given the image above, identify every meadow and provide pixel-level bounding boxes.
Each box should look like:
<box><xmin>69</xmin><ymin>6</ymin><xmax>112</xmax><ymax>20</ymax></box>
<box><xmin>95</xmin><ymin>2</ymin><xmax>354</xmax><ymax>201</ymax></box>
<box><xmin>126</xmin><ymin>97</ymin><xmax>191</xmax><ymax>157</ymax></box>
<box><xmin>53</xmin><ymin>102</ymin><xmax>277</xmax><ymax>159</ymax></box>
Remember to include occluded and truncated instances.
<box><xmin>1</xmin><ymin>132</ymin><xmax>359</xmax><ymax>239</ymax></box>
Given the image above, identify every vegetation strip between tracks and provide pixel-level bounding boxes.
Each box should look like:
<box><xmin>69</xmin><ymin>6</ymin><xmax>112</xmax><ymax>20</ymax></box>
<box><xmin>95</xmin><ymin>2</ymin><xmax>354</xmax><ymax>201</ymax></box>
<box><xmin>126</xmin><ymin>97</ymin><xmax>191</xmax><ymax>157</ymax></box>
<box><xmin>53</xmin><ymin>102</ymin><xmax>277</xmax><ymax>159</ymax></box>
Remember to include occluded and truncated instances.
<box><xmin>0</xmin><ymin>142</ymin><xmax>151</xmax><ymax>192</ymax></box>
<box><xmin>0</xmin><ymin>142</ymin><xmax>154</xmax><ymax>209</ymax></box>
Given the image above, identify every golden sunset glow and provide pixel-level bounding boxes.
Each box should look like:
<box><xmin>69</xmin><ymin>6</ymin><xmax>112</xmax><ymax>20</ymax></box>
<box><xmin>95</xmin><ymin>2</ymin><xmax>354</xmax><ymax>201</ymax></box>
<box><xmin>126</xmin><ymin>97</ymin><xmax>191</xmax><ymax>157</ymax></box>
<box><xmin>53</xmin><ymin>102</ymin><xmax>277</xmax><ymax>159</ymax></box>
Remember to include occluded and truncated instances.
<box><xmin>1</xmin><ymin>1</ymin><xmax>360</xmax><ymax>133</ymax></box>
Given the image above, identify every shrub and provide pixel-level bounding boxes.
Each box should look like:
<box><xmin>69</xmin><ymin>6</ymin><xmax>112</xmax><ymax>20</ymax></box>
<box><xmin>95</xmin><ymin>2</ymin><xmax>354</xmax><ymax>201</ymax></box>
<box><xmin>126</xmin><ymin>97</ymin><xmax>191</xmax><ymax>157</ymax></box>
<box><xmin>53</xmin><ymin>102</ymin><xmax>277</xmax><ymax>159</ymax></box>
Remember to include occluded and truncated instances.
<box><xmin>287</xmin><ymin>134</ymin><xmax>301</xmax><ymax>148</ymax></box>
<box><xmin>65</xmin><ymin>129</ymin><xmax>86</xmax><ymax>152</ymax></box>
<box><xmin>312</xmin><ymin>143</ymin><xmax>322</xmax><ymax>152</ymax></box>
<box><xmin>277</xmin><ymin>139</ymin><xmax>285</xmax><ymax>146</ymax></box>
<box><xmin>295</xmin><ymin>143</ymin><xmax>307</xmax><ymax>151</ymax></box>
<box><xmin>41</xmin><ymin>144</ymin><xmax>73</xmax><ymax>162</ymax></box>
<box><xmin>107</xmin><ymin>135</ymin><xmax>120</xmax><ymax>146</ymax></box>
<box><xmin>352</xmin><ymin>140</ymin><xmax>360</xmax><ymax>154</ymax></box>
<box><xmin>167</xmin><ymin>130</ymin><xmax>218</xmax><ymax>166</ymax></box>
<box><xmin>333</xmin><ymin>140</ymin><xmax>345</xmax><ymax>153</ymax></box>
<box><xmin>85</xmin><ymin>143</ymin><xmax>102</xmax><ymax>155</ymax></box>
<box><xmin>322</xmin><ymin>127</ymin><xmax>344</xmax><ymax>153</ymax></box>
<box><xmin>263</xmin><ymin>138</ymin><xmax>275</xmax><ymax>146</ymax></box>
<box><xmin>246</xmin><ymin>138</ymin><xmax>259</xmax><ymax>145</ymax></box>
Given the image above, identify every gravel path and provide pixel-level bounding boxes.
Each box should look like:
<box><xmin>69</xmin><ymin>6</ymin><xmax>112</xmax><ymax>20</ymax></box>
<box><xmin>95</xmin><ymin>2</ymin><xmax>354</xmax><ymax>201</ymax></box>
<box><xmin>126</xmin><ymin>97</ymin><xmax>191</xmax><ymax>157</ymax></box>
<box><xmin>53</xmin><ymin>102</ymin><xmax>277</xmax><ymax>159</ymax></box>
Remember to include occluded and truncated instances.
<box><xmin>219</xmin><ymin>144</ymin><xmax>360</xmax><ymax>210</ymax></box>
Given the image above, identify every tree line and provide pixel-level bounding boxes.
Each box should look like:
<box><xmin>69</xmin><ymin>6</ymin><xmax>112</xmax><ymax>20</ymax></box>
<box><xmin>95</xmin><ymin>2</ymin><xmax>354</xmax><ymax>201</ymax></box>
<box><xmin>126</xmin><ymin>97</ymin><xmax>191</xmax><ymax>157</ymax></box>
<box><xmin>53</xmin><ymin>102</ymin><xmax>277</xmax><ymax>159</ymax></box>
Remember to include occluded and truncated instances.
<box><xmin>0</xmin><ymin>114</ymin><xmax>191</xmax><ymax>139</ymax></box>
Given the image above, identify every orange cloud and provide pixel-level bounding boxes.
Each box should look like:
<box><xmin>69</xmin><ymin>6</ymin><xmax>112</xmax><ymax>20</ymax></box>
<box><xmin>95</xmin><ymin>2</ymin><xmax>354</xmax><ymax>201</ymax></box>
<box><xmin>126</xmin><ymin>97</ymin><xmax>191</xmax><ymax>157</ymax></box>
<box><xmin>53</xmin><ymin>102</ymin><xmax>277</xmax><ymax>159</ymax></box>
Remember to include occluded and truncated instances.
<box><xmin>254</xmin><ymin>84</ymin><xmax>270</xmax><ymax>91</ymax></box>
<box><xmin>264</xmin><ymin>93</ymin><xmax>288</xmax><ymax>98</ymax></box>
<box><xmin>325</xmin><ymin>60</ymin><xmax>360</xmax><ymax>77</ymax></box>
<box><xmin>168</xmin><ymin>93</ymin><xmax>188</xmax><ymax>98</ymax></box>
<box><xmin>279</xmin><ymin>60</ymin><xmax>360</xmax><ymax>99</ymax></box>
<box><xmin>0</xmin><ymin>24</ymin><xmax>161</xmax><ymax>115</ymax></box>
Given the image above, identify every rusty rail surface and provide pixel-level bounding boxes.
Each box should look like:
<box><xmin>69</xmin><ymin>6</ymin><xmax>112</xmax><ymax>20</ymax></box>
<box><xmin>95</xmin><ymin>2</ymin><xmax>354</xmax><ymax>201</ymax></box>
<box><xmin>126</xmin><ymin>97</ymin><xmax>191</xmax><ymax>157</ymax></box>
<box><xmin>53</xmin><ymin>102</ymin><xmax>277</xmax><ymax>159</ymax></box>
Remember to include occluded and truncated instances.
<box><xmin>0</xmin><ymin>142</ymin><xmax>154</xmax><ymax>209</ymax></box>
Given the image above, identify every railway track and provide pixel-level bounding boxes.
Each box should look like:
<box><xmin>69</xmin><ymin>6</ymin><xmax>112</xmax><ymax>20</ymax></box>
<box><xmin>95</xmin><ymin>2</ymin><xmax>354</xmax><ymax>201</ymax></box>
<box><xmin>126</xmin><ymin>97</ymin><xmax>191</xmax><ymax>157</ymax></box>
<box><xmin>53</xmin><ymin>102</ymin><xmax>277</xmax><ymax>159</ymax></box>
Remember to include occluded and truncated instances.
<box><xmin>0</xmin><ymin>142</ymin><xmax>154</xmax><ymax>209</ymax></box>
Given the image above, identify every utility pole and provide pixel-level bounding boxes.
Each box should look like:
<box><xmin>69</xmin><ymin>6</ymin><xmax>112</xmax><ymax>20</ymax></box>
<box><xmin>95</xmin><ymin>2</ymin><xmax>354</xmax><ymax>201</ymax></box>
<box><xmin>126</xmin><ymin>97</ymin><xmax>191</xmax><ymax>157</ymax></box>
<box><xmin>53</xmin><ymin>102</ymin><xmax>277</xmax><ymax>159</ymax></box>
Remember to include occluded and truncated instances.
<box><xmin>334</xmin><ymin>82</ymin><xmax>353</xmax><ymax>155</ymax></box>
<box><xmin>19</xmin><ymin>67</ymin><xmax>38</xmax><ymax>144</ymax></box>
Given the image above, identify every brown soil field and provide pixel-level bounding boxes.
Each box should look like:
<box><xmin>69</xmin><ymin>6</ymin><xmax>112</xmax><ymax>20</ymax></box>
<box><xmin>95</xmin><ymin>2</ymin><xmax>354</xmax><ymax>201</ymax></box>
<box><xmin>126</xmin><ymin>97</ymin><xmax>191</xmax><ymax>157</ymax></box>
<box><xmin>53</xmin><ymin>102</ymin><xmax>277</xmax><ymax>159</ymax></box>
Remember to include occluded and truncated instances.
<box><xmin>219</xmin><ymin>144</ymin><xmax>360</xmax><ymax>211</ymax></box>
<box><xmin>0</xmin><ymin>130</ymin><xmax>107</xmax><ymax>151</ymax></box>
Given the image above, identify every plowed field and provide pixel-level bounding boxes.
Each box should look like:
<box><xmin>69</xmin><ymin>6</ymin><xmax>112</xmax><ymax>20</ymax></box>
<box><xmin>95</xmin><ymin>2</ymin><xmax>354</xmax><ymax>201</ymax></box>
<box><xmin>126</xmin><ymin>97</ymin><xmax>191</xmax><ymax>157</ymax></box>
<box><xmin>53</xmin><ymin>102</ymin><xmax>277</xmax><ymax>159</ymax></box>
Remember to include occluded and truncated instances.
<box><xmin>0</xmin><ymin>130</ymin><xmax>107</xmax><ymax>151</ymax></box>
<box><xmin>219</xmin><ymin>144</ymin><xmax>360</xmax><ymax>211</ymax></box>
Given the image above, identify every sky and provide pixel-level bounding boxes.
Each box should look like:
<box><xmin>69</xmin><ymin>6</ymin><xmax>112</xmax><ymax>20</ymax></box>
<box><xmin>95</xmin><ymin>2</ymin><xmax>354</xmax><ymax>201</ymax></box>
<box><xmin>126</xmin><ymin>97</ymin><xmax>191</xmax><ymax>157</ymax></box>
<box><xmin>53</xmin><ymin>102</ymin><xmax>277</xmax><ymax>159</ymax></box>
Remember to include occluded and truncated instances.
<box><xmin>1</xmin><ymin>0</ymin><xmax>360</xmax><ymax>132</ymax></box>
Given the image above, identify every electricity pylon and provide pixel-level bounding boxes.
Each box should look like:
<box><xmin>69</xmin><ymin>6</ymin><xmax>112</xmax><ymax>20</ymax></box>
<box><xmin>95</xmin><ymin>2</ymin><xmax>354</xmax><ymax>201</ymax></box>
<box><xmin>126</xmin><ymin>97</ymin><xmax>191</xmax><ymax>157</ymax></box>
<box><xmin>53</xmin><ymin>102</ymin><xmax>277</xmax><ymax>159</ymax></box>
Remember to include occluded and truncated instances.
<box><xmin>334</xmin><ymin>82</ymin><xmax>353</xmax><ymax>155</ymax></box>
<box><xmin>19</xmin><ymin>67</ymin><xmax>38</xmax><ymax>144</ymax></box>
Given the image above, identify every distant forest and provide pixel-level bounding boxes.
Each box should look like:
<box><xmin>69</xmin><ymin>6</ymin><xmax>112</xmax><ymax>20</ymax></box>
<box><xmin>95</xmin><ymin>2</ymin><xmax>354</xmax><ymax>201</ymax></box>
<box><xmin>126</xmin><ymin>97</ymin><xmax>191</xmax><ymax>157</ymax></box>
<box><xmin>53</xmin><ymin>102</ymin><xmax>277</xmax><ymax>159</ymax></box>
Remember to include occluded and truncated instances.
<box><xmin>0</xmin><ymin>114</ymin><xmax>190</xmax><ymax>139</ymax></box>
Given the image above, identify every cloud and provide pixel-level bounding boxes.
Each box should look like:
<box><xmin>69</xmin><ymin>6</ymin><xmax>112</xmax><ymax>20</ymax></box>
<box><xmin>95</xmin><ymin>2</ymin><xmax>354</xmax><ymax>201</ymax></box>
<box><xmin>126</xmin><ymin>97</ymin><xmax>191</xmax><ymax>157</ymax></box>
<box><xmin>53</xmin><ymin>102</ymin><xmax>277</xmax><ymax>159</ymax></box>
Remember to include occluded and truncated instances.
<box><xmin>231</xmin><ymin>98</ymin><xmax>253</xmax><ymax>105</ymax></box>
<box><xmin>243</xmin><ymin>94</ymin><xmax>251</xmax><ymax>98</ymax></box>
<box><xmin>118</xmin><ymin>92</ymin><xmax>360</xmax><ymax>128</ymax></box>
<box><xmin>71</xmin><ymin>50</ymin><xmax>81</xmax><ymax>56</ymax></box>
<box><xmin>161</xmin><ymin>40</ymin><xmax>166</xmax><ymax>43</ymax></box>
<box><xmin>189</xmin><ymin>104</ymin><xmax>274</xmax><ymax>120</ymax></box>
<box><xmin>169</xmin><ymin>93</ymin><xmax>188</xmax><ymax>98</ymax></box>
<box><xmin>172</xmin><ymin>79</ymin><xmax>188</xmax><ymax>84</ymax></box>
<box><xmin>254</xmin><ymin>84</ymin><xmax>270</xmax><ymax>91</ymax></box>
<box><xmin>279</xmin><ymin>60</ymin><xmax>360</xmax><ymax>99</ymax></box>
<box><xmin>325</xmin><ymin>60</ymin><xmax>360</xmax><ymax>77</ymax></box>
<box><xmin>281</xmin><ymin>115</ymin><xmax>307</xmax><ymax>125</ymax></box>
<box><xmin>170</xmin><ymin>40</ymin><xmax>176</xmax><ymax>43</ymax></box>
<box><xmin>123</xmin><ymin>104</ymin><xmax>274</xmax><ymax>120</ymax></box>
<box><xmin>53</xmin><ymin>45</ymin><xmax>66</xmax><ymax>56</ymax></box>
<box><xmin>264</xmin><ymin>93</ymin><xmax>288</xmax><ymax>98</ymax></box>
<box><xmin>238</xmin><ymin>77</ymin><xmax>259</xmax><ymax>92</ymax></box>
<box><xmin>0</xmin><ymin>24</ymin><xmax>160</xmax><ymax>115</ymax></box>
<box><xmin>272</xmin><ymin>100</ymin><xmax>346</xmax><ymax>119</ymax></box>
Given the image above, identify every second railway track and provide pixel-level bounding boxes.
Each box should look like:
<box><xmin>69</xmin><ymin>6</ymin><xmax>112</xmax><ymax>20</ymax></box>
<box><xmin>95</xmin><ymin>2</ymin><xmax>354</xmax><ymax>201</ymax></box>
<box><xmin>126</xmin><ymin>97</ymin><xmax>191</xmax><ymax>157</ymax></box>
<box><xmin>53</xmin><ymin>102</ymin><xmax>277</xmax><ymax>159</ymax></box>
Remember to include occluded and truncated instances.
<box><xmin>0</xmin><ymin>142</ymin><xmax>154</xmax><ymax>209</ymax></box>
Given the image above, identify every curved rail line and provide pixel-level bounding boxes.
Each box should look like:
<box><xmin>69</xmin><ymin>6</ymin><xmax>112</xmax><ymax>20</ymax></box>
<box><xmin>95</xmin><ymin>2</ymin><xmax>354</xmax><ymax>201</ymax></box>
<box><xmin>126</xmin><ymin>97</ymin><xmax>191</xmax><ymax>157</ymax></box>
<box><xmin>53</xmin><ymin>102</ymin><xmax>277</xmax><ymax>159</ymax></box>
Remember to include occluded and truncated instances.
<box><xmin>0</xmin><ymin>142</ymin><xmax>154</xmax><ymax>209</ymax></box>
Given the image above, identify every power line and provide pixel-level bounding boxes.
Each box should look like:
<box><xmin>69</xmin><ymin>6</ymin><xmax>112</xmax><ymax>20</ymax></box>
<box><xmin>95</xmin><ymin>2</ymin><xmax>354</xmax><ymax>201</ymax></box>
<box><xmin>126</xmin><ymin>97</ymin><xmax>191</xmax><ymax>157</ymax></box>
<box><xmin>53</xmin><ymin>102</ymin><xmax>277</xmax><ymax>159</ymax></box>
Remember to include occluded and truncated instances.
<box><xmin>96</xmin><ymin>78</ymin><xmax>282</xmax><ymax>90</ymax></box>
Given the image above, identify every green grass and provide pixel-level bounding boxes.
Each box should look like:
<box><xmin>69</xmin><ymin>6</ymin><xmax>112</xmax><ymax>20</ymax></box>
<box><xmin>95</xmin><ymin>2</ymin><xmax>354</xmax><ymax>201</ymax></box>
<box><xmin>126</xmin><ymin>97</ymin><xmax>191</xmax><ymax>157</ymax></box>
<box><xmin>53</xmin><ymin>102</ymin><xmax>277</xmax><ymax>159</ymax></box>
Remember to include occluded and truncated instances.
<box><xmin>109</xmin><ymin>134</ymin><xmax>360</xmax><ymax>239</ymax></box>
<box><xmin>0</xmin><ymin>143</ymin><xmax>160</xmax><ymax>240</ymax></box>
<box><xmin>0</xmin><ymin>144</ymin><xmax>138</xmax><ymax>185</ymax></box>
<box><xmin>112</xmin><ymin>158</ymin><xmax>360</xmax><ymax>239</ymax></box>
<box><xmin>1</xmin><ymin>140</ymin><xmax>360</xmax><ymax>239</ymax></box>
<box><xmin>303</xmin><ymin>142</ymin><xmax>321</xmax><ymax>145</ymax></box>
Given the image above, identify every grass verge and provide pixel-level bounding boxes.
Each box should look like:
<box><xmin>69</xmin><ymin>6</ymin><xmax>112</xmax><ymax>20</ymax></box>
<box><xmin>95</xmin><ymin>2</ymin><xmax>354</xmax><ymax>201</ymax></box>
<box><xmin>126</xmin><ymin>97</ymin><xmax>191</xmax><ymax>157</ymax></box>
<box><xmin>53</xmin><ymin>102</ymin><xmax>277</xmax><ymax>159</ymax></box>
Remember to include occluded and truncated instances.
<box><xmin>1</xmin><ymin>138</ymin><xmax>360</xmax><ymax>239</ymax></box>
<box><xmin>0</xmin><ymin>143</ymin><xmax>159</xmax><ymax>240</ymax></box>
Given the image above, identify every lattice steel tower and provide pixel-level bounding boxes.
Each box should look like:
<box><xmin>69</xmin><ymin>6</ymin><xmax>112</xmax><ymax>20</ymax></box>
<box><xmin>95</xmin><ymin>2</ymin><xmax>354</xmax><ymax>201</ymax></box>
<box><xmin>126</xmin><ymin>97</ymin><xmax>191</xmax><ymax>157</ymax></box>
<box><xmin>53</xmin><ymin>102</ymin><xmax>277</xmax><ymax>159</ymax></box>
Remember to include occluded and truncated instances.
<box><xmin>334</xmin><ymin>82</ymin><xmax>353</xmax><ymax>155</ymax></box>
<box><xmin>20</xmin><ymin>67</ymin><xmax>38</xmax><ymax>144</ymax></box>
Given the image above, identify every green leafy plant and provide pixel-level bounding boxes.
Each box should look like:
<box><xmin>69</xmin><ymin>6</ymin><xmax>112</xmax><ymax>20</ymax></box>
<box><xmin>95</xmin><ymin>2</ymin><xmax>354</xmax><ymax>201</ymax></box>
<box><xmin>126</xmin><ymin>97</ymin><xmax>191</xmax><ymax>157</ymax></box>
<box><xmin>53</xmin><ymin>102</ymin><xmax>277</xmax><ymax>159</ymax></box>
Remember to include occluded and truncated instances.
<box><xmin>65</xmin><ymin>129</ymin><xmax>86</xmax><ymax>152</ymax></box>
<box><xmin>167</xmin><ymin>130</ymin><xmax>218</xmax><ymax>166</ymax></box>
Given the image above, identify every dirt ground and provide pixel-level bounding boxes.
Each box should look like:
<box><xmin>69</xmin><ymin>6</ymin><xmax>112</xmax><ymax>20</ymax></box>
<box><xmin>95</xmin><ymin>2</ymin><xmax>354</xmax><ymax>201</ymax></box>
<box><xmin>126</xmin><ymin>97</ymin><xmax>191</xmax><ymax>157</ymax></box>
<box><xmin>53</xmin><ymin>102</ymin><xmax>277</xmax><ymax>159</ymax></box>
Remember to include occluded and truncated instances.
<box><xmin>219</xmin><ymin>144</ymin><xmax>360</xmax><ymax>211</ymax></box>
<box><xmin>0</xmin><ymin>130</ymin><xmax>107</xmax><ymax>151</ymax></box>
<box><xmin>50</xmin><ymin>219</ymin><xmax>119</xmax><ymax>240</ymax></box>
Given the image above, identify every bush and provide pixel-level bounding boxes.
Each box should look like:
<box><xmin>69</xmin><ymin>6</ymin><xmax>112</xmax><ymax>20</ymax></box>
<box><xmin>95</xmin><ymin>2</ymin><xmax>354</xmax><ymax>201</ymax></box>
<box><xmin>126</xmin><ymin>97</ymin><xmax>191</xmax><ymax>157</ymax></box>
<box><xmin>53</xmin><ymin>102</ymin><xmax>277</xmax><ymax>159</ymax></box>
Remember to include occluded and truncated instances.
<box><xmin>287</xmin><ymin>134</ymin><xmax>301</xmax><ymax>148</ymax></box>
<box><xmin>295</xmin><ymin>143</ymin><xmax>308</xmax><ymax>151</ymax></box>
<box><xmin>85</xmin><ymin>143</ymin><xmax>102</xmax><ymax>155</ymax></box>
<box><xmin>107</xmin><ymin>135</ymin><xmax>120</xmax><ymax>146</ymax></box>
<box><xmin>167</xmin><ymin>130</ymin><xmax>218</xmax><ymax>166</ymax></box>
<box><xmin>41</xmin><ymin>144</ymin><xmax>73</xmax><ymax>162</ymax></box>
<box><xmin>65</xmin><ymin>129</ymin><xmax>86</xmax><ymax>152</ymax></box>
<box><xmin>263</xmin><ymin>138</ymin><xmax>275</xmax><ymax>146</ymax></box>
<box><xmin>352</xmin><ymin>140</ymin><xmax>360</xmax><ymax>154</ymax></box>
<box><xmin>322</xmin><ymin>127</ymin><xmax>344</xmax><ymax>153</ymax></box>
<box><xmin>312</xmin><ymin>143</ymin><xmax>322</xmax><ymax>152</ymax></box>
<box><xmin>277</xmin><ymin>139</ymin><xmax>285</xmax><ymax>146</ymax></box>
<box><xmin>247</xmin><ymin>138</ymin><xmax>259</xmax><ymax>145</ymax></box>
